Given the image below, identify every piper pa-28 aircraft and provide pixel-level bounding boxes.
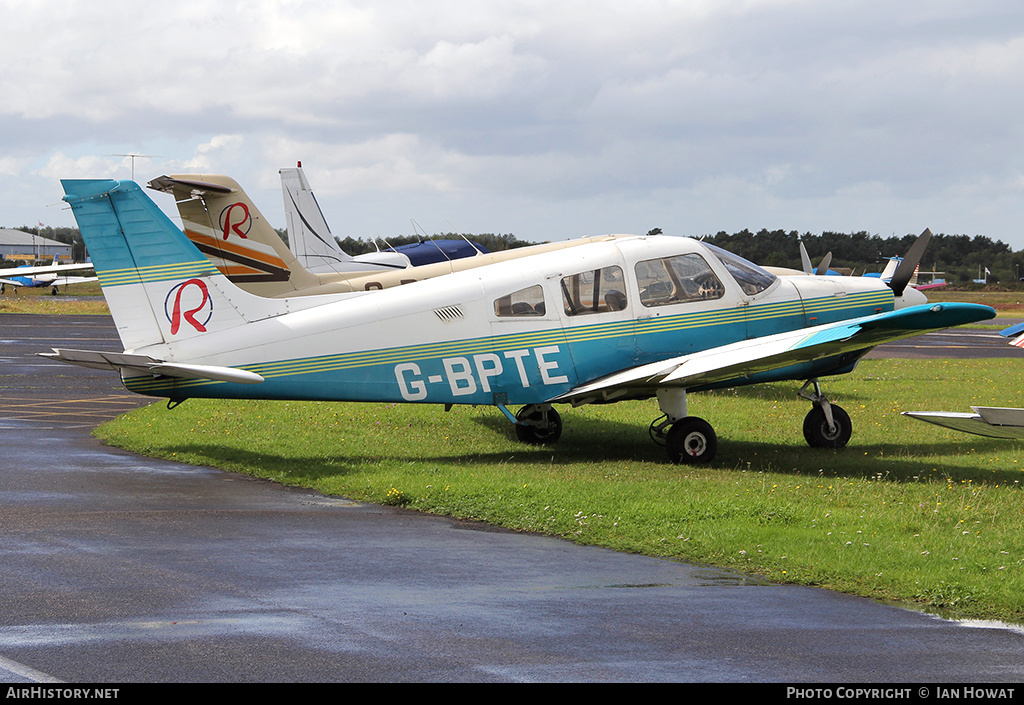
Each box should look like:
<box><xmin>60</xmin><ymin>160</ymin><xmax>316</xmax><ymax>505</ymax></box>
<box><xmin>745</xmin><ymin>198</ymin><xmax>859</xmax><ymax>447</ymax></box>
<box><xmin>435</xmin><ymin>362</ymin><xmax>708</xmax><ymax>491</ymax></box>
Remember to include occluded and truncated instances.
<box><xmin>46</xmin><ymin>178</ymin><xmax>996</xmax><ymax>463</ymax></box>
<box><xmin>0</xmin><ymin>256</ymin><xmax>96</xmax><ymax>294</ymax></box>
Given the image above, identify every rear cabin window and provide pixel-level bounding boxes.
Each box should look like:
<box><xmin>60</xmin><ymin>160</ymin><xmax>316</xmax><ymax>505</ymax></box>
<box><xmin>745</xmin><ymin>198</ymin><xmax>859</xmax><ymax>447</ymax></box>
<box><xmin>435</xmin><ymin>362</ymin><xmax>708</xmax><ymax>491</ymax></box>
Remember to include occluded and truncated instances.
<box><xmin>561</xmin><ymin>266</ymin><xmax>627</xmax><ymax>316</ymax></box>
<box><xmin>635</xmin><ymin>254</ymin><xmax>725</xmax><ymax>307</ymax></box>
<box><xmin>494</xmin><ymin>285</ymin><xmax>546</xmax><ymax>317</ymax></box>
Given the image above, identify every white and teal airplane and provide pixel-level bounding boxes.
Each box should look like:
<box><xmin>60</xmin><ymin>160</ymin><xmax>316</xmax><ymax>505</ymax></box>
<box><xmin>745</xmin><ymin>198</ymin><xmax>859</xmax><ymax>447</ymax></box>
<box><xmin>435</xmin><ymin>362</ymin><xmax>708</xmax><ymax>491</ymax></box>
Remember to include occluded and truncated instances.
<box><xmin>0</xmin><ymin>255</ymin><xmax>96</xmax><ymax>294</ymax></box>
<box><xmin>44</xmin><ymin>178</ymin><xmax>996</xmax><ymax>463</ymax></box>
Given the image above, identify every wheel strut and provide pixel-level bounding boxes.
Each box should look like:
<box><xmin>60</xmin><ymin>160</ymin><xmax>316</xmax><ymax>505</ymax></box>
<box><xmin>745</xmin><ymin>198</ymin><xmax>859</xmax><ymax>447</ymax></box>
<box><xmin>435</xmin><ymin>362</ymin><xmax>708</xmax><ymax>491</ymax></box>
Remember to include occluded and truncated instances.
<box><xmin>798</xmin><ymin>378</ymin><xmax>852</xmax><ymax>449</ymax></box>
<box><xmin>798</xmin><ymin>379</ymin><xmax>836</xmax><ymax>433</ymax></box>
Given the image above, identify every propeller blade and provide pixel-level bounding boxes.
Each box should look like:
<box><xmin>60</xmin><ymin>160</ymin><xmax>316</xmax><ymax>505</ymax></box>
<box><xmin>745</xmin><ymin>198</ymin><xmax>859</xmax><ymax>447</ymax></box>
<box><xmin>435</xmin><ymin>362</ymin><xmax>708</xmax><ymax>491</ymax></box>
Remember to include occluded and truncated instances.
<box><xmin>815</xmin><ymin>252</ymin><xmax>833</xmax><ymax>276</ymax></box>
<box><xmin>888</xmin><ymin>229</ymin><xmax>932</xmax><ymax>296</ymax></box>
<box><xmin>799</xmin><ymin>240</ymin><xmax>813</xmax><ymax>275</ymax></box>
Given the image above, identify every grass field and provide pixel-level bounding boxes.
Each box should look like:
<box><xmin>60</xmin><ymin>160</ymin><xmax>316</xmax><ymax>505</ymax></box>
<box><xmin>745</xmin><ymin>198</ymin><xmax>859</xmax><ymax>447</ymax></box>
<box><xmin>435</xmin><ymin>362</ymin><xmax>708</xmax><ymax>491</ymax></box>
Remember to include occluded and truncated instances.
<box><xmin>0</xmin><ymin>281</ymin><xmax>107</xmax><ymax>314</ymax></box>
<box><xmin>95</xmin><ymin>357</ymin><xmax>1024</xmax><ymax>624</ymax></box>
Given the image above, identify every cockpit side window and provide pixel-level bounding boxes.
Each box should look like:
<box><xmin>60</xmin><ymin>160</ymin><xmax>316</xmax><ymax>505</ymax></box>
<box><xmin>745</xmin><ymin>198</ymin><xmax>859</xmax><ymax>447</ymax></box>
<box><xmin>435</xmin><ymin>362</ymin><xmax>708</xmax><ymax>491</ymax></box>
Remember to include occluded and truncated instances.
<box><xmin>702</xmin><ymin>243</ymin><xmax>777</xmax><ymax>296</ymax></box>
<box><xmin>561</xmin><ymin>266</ymin><xmax>627</xmax><ymax>316</ymax></box>
<box><xmin>635</xmin><ymin>254</ymin><xmax>725</xmax><ymax>307</ymax></box>
<box><xmin>494</xmin><ymin>284</ymin><xmax>546</xmax><ymax>317</ymax></box>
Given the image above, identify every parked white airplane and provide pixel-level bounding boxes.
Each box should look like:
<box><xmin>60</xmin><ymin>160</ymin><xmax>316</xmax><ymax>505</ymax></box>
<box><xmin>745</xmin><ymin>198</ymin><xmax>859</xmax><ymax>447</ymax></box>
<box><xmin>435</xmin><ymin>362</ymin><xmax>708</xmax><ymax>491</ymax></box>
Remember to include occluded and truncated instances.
<box><xmin>46</xmin><ymin>179</ymin><xmax>995</xmax><ymax>463</ymax></box>
<box><xmin>0</xmin><ymin>256</ymin><xmax>96</xmax><ymax>294</ymax></box>
<box><xmin>149</xmin><ymin>173</ymin><xmax>628</xmax><ymax>298</ymax></box>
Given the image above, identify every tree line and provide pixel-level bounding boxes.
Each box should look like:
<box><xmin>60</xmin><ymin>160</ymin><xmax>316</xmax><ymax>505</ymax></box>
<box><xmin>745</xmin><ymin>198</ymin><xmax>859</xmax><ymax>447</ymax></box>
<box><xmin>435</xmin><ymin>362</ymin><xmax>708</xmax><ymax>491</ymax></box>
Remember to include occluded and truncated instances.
<box><xmin>8</xmin><ymin>225</ymin><xmax>1024</xmax><ymax>284</ymax></box>
<box><xmin>702</xmin><ymin>229</ymin><xmax>1022</xmax><ymax>285</ymax></box>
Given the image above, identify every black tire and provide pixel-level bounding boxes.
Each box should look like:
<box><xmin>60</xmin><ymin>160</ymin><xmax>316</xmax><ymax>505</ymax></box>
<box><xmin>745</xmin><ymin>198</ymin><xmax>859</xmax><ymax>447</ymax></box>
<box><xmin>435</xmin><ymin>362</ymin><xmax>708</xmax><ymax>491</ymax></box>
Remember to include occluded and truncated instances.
<box><xmin>666</xmin><ymin>417</ymin><xmax>717</xmax><ymax>464</ymax></box>
<box><xmin>515</xmin><ymin>406</ymin><xmax>562</xmax><ymax>445</ymax></box>
<box><xmin>803</xmin><ymin>404</ymin><xmax>852</xmax><ymax>449</ymax></box>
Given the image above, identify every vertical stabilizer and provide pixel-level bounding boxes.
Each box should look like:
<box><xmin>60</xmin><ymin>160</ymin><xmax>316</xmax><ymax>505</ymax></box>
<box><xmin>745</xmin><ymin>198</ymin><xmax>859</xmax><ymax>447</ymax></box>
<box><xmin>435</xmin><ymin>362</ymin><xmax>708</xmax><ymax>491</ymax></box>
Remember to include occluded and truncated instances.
<box><xmin>279</xmin><ymin>164</ymin><xmax>411</xmax><ymax>274</ymax></box>
<box><xmin>61</xmin><ymin>179</ymin><xmax>288</xmax><ymax>351</ymax></box>
<box><xmin>148</xmin><ymin>174</ymin><xmax>322</xmax><ymax>297</ymax></box>
<box><xmin>280</xmin><ymin>164</ymin><xmax>352</xmax><ymax>271</ymax></box>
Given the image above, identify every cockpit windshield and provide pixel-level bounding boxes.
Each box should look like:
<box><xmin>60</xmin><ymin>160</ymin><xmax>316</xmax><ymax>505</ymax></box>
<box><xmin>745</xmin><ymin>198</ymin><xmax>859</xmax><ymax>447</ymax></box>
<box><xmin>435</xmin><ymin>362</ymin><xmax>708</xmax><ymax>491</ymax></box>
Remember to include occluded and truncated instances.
<box><xmin>702</xmin><ymin>243</ymin><xmax>777</xmax><ymax>296</ymax></box>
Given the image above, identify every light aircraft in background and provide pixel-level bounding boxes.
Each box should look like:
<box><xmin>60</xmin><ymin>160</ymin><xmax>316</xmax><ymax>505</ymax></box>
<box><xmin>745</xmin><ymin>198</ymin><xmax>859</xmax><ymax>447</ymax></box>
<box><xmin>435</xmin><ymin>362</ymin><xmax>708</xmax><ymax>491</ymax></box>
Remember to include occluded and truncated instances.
<box><xmin>149</xmin><ymin>173</ymin><xmax>631</xmax><ymax>298</ymax></box>
<box><xmin>0</xmin><ymin>256</ymin><xmax>96</xmax><ymax>294</ymax></box>
<box><xmin>46</xmin><ymin>179</ymin><xmax>995</xmax><ymax>463</ymax></box>
<box><xmin>902</xmin><ymin>321</ymin><xmax>1024</xmax><ymax>438</ymax></box>
<box><xmin>279</xmin><ymin>162</ymin><xmax>487</xmax><ymax>273</ymax></box>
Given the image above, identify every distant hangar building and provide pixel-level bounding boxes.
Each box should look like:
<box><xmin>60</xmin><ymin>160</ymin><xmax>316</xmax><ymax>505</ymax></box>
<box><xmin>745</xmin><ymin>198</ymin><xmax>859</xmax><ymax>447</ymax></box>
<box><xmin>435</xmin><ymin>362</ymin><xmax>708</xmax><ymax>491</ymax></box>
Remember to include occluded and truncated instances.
<box><xmin>0</xmin><ymin>228</ymin><xmax>72</xmax><ymax>262</ymax></box>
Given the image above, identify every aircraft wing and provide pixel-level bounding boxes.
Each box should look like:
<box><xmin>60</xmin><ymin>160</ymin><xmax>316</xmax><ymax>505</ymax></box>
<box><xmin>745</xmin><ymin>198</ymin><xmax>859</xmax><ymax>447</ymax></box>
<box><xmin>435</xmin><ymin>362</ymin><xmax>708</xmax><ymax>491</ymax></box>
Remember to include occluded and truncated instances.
<box><xmin>902</xmin><ymin>408</ymin><xmax>1024</xmax><ymax>440</ymax></box>
<box><xmin>39</xmin><ymin>348</ymin><xmax>264</xmax><ymax>385</ymax></box>
<box><xmin>551</xmin><ymin>302</ymin><xmax>994</xmax><ymax>405</ymax></box>
<box><xmin>50</xmin><ymin>275</ymin><xmax>99</xmax><ymax>286</ymax></box>
<box><xmin>0</xmin><ymin>262</ymin><xmax>94</xmax><ymax>277</ymax></box>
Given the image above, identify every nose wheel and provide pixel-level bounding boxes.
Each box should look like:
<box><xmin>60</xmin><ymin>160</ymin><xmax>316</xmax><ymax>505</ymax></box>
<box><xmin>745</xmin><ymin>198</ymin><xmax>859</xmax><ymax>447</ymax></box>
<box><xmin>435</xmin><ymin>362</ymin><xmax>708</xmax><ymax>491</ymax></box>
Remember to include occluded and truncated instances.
<box><xmin>799</xmin><ymin>379</ymin><xmax>852</xmax><ymax>449</ymax></box>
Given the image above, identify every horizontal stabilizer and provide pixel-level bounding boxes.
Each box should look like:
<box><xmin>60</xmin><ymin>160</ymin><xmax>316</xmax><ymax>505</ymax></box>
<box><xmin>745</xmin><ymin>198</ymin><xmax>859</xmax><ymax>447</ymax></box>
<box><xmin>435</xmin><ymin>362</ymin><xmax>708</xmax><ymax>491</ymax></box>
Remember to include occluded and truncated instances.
<box><xmin>40</xmin><ymin>349</ymin><xmax>264</xmax><ymax>385</ymax></box>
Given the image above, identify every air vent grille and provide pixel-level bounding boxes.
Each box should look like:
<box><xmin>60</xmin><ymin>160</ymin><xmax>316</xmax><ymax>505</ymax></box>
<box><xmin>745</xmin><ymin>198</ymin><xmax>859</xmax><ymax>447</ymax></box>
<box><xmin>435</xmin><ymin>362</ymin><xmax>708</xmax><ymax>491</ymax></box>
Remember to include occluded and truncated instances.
<box><xmin>434</xmin><ymin>306</ymin><xmax>464</xmax><ymax>322</ymax></box>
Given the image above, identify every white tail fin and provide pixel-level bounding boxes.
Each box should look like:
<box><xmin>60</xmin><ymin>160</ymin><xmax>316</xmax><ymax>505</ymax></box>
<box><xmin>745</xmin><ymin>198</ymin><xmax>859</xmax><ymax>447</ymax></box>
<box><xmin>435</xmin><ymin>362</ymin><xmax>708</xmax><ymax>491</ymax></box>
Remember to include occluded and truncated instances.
<box><xmin>280</xmin><ymin>164</ymin><xmax>350</xmax><ymax>270</ymax></box>
<box><xmin>280</xmin><ymin>164</ymin><xmax>411</xmax><ymax>273</ymax></box>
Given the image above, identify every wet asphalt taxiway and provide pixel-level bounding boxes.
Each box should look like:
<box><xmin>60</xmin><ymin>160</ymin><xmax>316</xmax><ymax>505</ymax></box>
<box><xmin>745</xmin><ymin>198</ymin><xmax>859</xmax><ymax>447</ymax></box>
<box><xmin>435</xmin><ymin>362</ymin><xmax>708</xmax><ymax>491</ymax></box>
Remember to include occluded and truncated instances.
<box><xmin>1</xmin><ymin>312</ymin><xmax>1023</xmax><ymax>683</ymax></box>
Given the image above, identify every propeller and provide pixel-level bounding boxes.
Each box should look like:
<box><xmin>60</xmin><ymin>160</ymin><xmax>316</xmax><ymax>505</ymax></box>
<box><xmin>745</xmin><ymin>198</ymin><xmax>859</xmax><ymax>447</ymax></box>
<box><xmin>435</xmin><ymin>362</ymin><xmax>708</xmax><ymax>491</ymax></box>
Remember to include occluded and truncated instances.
<box><xmin>814</xmin><ymin>252</ymin><xmax>833</xmax><ymax>276</ymax></box>
<box><xmin>887</xmin><ymin>228</ymin><xmax>932</xmax><ymax>296</ymax></box>
<box><xmin>800</xmin><ymin>240</ymin><xmax>833</xmax><ymax>276</ymax></box>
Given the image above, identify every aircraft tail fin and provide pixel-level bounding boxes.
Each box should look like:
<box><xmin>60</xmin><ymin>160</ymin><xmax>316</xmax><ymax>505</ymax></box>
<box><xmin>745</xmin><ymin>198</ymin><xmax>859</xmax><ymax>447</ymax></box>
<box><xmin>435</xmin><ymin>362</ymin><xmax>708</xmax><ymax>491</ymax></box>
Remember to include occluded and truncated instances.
<box><xmin>60</xmin><ymin>179</ymin><xmax>291</xmax><ymax>351</ymax></box>
<box><xmin>280</xmin><ymin>164</ymin><xmax>352</xmax><ymax>271</ymax></box>
<box><xmin>148</xmin><ymin>174</ymin><xmax>321</xmax><ymax>296</ymax></box>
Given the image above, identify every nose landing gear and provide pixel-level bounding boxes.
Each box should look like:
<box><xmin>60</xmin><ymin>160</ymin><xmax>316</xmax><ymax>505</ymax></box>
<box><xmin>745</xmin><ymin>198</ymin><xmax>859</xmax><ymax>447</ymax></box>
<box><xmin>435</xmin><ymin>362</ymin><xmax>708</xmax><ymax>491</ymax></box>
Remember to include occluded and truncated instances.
<box><xmin>798</xmin><ymin>379</ymin><xmax>852</xmax><ymax>449</ymax></box>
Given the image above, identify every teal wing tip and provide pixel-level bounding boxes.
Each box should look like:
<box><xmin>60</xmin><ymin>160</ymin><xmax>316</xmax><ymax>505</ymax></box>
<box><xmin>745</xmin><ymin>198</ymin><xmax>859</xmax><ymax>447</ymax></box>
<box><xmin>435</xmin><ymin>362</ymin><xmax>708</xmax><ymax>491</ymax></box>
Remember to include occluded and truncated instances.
<box><xmin>922</xmin><ymin>302</ymin><xmax>996</xmax><ymax>325</ymax></box>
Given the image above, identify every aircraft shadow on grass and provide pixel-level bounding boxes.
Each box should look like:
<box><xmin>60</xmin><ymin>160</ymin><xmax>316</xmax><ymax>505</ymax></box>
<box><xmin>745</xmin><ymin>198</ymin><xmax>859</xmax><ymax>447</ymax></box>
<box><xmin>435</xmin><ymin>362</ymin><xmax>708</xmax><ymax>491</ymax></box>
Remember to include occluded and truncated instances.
<box><xmin>154</xmin><ymin>408</ymin><xmax>1023</xmax><ymax>488</ymax></box>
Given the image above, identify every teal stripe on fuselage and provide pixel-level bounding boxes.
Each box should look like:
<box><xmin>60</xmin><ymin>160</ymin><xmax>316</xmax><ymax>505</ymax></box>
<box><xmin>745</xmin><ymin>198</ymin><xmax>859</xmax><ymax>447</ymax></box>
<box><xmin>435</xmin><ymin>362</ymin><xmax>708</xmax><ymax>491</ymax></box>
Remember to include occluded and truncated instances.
<box><xmin>122</xmin><ymin>290</ymin><xmax>894</xmax><ymax>405</ymax></box>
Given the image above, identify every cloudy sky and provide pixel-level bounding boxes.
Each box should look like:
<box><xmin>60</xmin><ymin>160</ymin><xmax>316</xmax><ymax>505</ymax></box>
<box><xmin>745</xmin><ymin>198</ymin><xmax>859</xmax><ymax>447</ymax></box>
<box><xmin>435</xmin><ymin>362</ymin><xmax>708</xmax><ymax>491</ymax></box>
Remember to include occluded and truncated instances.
<box><xmin>3</xmin><ymin>0</ymin><xmax>1023</xmax><ymax>249</ymax></box>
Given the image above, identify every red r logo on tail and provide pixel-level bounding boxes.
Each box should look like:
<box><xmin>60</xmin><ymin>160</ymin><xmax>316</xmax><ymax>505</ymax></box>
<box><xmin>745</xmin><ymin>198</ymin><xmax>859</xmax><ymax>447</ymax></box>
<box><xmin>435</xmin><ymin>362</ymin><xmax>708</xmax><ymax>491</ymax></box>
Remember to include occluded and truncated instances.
<box><xmin>166</xmin><ymin>279</ymin><xmax>213</xmax><ymax>335</ymax></box>
<box><xmin>220</xmin><ymin>202</ymin><xmax>251</xmax><ymax>240</ymax></box>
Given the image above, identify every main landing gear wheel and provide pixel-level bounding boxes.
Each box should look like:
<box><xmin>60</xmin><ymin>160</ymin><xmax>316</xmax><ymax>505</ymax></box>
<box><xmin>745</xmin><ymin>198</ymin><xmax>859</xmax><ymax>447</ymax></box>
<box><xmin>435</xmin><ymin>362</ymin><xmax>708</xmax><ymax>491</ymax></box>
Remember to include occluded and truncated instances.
<box><xmin>514</xmin><ymin>405</ymin><xmax>563</xmax><ymax>445</ymax></box>
<box><xmin>803</xmin><ymin>404</ymin><xmax>852</xmax><ymax>449</ymax></box>
<box><xmin>666</xmin><ymin>416</ymin><xmax>718</xmax><ymax>464</ymax></box>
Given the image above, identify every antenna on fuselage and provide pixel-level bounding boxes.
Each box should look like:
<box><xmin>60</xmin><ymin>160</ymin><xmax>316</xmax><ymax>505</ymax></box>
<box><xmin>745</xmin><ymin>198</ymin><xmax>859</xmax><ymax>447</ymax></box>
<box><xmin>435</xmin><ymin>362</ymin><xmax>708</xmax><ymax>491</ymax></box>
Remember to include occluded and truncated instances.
<box><xmin>447</xmin><ymin>221</ymin><xmax>486</xmax><ymax>255</ymax></box>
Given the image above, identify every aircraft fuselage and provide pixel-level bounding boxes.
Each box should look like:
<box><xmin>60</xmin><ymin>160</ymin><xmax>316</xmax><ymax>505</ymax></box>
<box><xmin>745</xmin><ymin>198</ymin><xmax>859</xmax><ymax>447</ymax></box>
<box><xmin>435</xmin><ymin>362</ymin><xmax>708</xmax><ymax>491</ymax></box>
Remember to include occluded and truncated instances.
<box><xmin>121</xmin><ymin>235</ymin><xmax>902</xmax><ymax>406</ymax></box>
